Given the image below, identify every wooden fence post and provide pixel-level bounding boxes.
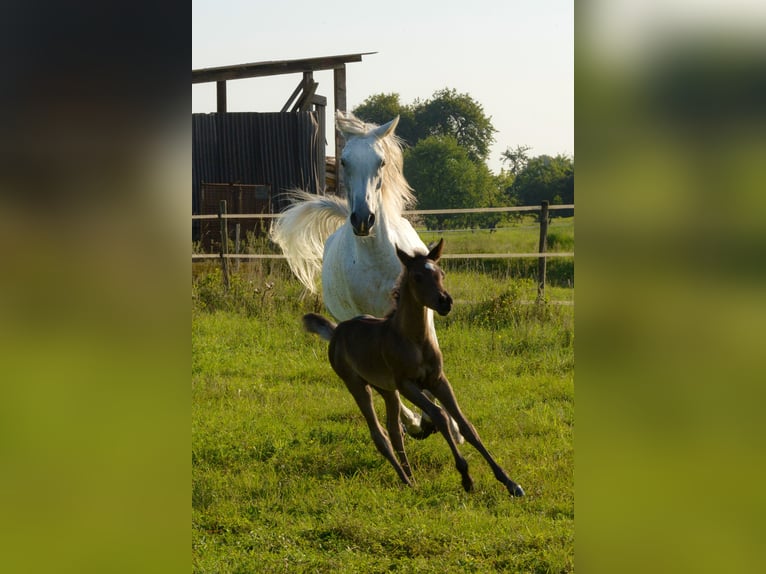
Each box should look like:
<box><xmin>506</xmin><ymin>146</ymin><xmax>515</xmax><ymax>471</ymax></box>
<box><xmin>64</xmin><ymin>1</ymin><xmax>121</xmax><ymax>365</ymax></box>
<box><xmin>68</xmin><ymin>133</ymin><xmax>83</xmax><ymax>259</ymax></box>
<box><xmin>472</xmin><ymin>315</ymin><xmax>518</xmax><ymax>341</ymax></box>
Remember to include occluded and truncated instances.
<box><xmin>219</xmin><ymin>200</ymin><xmax>229</xmax><ymax>289</ymax></box>
<box><xmin>537</xmin><ymin>200</ymin><xmax>549</xmax><ymax>301</ymax></box>
<box><xmin>234</xmin><ymin>223</ymin><xmax>241</xmax><ymax>272</ymax></box>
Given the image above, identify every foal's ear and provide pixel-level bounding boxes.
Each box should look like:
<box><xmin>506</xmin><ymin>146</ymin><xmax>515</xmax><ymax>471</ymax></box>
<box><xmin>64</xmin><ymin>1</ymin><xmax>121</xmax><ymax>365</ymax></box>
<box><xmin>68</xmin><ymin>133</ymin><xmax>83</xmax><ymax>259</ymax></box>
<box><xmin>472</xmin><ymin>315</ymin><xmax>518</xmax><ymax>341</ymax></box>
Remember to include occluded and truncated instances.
<box><xmin>396</xmin><ymin>245</ymin><xmax>413</xmax><ymax>266</ymax></box>
<box><xmin>372</xmin><ymin>115</ymin><xmax>400</xmax><ymax>140</ymax></box>
<box><xmin>427</xmin><ymin>238</ymin><xmax>445</xmax><ymax>262</ymax></box>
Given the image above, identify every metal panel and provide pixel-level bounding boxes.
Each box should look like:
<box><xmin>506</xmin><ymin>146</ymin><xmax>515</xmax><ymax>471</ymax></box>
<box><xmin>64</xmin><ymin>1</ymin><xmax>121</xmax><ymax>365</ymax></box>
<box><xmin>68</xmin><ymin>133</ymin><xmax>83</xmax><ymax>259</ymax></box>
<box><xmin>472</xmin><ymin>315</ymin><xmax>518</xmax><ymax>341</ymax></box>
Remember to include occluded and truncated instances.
<box><xmin>192</xmin><ymin>112</ymin><xmax>325</xmax><ymax>241</ymax></box>
<box><xmin>198</xmin><ymin>183</ymin><xmax>271</xmax><ymax>250</ymax></box>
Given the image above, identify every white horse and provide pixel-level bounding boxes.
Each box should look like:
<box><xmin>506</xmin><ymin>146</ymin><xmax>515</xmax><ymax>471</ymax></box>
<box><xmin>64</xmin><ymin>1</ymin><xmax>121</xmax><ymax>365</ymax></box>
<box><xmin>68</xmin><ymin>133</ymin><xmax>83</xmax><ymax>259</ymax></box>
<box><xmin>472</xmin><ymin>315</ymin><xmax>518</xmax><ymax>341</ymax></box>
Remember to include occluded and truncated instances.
<box><xmin>271</xmin><ymin>111</ymin><xmax>461</xmax><ymax>441</ymax></box>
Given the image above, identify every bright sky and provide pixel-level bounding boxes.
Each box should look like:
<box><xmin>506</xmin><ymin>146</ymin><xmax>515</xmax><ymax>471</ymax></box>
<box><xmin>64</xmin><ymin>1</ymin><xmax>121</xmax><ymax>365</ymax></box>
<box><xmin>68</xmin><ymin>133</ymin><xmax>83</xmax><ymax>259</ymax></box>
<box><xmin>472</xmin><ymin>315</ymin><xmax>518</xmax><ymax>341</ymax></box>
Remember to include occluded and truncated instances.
<box><xmin>192</xmin><ymin>0</ymin><xmax>573</xmax><ymax>174</ymax></box>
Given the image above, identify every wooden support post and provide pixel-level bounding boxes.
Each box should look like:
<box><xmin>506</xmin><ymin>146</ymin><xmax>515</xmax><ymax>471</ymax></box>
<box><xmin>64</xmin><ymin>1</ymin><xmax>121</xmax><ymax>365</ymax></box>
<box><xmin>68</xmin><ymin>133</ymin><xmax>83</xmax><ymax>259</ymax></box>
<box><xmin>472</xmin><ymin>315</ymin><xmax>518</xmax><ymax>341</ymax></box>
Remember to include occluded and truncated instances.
<box><xmin>216</xmin><ymin>81</ymin><xmax>227</xmax><ymax>113</ymax></box>
<box><xmin>537</xmin><ymin>200</ymin><xmax>550</xmax><ymax>301</ymax></box>
<box><xmin>281</xmin><ymin>79</ymin><xmax>304</xmax><ymax>113</ymax></box>
<box><xmin>333</xmin><ymin>65</ymin><xmax>347</xmax><ymax>193</ymax></box>
<box><xmin>219</xmin><ymin>200</ymin><xmax>229</xmax><ymax>289</ymax></box>
<box><xmin>234</xmin><ymin>223</ymin><xmax>241</xmax><ymax>272</ymax></box>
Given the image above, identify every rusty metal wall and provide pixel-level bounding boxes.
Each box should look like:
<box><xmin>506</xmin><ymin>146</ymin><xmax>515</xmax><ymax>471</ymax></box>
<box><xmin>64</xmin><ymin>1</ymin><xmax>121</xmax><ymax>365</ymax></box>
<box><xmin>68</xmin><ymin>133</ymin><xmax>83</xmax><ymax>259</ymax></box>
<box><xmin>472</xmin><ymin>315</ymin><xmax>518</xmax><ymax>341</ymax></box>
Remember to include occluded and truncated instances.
<box><xmin>197</xmin><ymin>183</ymin><xmax>272</xmax><ymax>250</ymax></box>
<box><xmin>192</xmin><ymin>111</ymin><xmax>325</xmax><ymax>221</ymax></box>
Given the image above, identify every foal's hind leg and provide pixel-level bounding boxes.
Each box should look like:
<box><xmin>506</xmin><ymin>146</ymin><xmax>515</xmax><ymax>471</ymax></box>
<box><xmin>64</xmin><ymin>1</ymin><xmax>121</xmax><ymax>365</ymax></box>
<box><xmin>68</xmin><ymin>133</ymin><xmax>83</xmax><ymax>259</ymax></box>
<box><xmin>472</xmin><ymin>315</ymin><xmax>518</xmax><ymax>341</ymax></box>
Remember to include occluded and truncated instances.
<box><xmin>398</xmin><ymin>402</ymin><xmax>435</xmax><ymax>440</ymax></box>
<box><xmin>398</xmin><ymin>379</ymin><xmax>475</xmax><ymax>493</ymax></box>
<box><xmin>430</xmin><ymin>374</ymin><xmax>525</xmax><ymax>497</ymax></box>
<box><xmin>342</xmin><ymin>375</ymin><xmax>413</xmax><ymax>486</ymax></box>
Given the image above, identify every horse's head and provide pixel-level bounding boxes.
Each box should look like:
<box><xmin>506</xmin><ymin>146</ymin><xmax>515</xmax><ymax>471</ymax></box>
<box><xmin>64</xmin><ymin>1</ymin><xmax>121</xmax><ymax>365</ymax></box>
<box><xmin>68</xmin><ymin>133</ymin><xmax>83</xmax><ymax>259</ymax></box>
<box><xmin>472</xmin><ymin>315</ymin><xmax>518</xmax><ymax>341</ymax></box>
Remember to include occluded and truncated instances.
<box><xmin>396</xmin><ymin>238</ymin><xmax>453</xmax><ymax>316</ymax></box>
<box><xmin>339</xmin><ymin>115</ymin><xmax>400</xmax><ymax>236</ymax></box>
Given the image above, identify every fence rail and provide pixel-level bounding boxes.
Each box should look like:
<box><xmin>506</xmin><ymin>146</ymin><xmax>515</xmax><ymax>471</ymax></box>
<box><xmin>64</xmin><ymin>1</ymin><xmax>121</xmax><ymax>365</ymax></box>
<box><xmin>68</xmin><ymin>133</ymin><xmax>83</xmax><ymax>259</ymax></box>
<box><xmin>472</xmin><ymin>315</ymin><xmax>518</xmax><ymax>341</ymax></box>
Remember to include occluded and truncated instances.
<box><xmin>190</xmin><ymin>204</ymin><xmax>575</xmax><ymax>220</ymax></box>
<box><xmin>192</xmin><ymin>201</ymin><xmax>573</xmax><ymax>300</ymax></box>
<box><xmin>191</xmin><ymin>252</ymin><xmax>574</xmax><ymax>260</ymax></box>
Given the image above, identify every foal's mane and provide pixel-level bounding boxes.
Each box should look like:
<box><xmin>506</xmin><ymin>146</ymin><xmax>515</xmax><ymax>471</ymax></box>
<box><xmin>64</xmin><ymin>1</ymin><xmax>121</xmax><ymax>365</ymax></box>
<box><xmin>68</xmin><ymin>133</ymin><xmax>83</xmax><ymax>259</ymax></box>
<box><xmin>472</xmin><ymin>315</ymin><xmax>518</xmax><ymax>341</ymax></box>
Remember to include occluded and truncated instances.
<box><xmin>335</xmin><ymin>111</ymin><xmax>417</xmax><ymax>221</ymax></box>
<box><xmin>386</xmin><ymin>252</ymin><xmax>431</xmax><ymax>318</ymax></box>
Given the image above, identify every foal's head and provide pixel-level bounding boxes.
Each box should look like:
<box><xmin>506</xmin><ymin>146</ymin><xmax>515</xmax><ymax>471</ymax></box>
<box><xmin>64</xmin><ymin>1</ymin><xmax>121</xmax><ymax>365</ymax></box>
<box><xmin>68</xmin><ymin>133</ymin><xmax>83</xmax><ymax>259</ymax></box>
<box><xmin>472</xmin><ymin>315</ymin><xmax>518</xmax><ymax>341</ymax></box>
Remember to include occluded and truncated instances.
<box><xmin>395</xmin><ymin>238</ymin><xmax>453</xmax><ymax>316</ymax></box>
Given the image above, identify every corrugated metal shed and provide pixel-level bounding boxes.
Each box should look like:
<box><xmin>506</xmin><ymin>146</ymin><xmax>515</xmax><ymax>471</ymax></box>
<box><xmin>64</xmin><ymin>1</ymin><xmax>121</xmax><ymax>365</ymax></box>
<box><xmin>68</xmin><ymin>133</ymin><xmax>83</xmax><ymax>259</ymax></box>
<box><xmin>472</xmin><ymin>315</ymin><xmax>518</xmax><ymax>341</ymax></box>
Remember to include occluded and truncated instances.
<box><xmin>192</xmin><ymin>111</ymin><xmax>323</xmax><ymax>217</ymax></box>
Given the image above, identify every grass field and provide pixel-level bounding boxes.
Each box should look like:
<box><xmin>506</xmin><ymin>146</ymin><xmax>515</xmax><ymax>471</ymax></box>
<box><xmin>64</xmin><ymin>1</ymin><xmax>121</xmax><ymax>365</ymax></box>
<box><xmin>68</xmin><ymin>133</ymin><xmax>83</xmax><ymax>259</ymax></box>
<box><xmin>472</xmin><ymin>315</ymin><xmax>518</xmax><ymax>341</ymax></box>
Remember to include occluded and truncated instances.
<box><xmin>192</xmin><ymin>221</ymin><xmax>574</xmax><ymax>572</ymax></box>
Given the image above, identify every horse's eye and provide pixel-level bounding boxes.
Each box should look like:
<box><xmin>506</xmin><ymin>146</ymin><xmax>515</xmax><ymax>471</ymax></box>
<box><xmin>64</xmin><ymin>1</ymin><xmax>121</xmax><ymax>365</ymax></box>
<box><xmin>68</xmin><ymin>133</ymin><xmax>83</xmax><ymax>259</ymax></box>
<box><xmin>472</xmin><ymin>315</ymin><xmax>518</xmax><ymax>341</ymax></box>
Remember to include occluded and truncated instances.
<box><xmin>380</xmin><ymin>158</ymin><xmax>386</xmax><ymax>168</ymax></box>
<box><xmin>341</xmin><ymin>158</ymin><xmax>347</xmax><ymax>167</ymax></box>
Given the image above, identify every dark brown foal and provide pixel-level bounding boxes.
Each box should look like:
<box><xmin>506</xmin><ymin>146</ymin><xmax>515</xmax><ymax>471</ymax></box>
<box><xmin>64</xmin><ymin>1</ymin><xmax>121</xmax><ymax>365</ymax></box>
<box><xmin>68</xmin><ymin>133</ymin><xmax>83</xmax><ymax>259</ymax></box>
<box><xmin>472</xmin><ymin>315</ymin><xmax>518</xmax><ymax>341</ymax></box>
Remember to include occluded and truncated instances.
<box><xmin>303</xmin><ymin>239</ymin><xmax>525</xmax><ymax>497</ymax></box>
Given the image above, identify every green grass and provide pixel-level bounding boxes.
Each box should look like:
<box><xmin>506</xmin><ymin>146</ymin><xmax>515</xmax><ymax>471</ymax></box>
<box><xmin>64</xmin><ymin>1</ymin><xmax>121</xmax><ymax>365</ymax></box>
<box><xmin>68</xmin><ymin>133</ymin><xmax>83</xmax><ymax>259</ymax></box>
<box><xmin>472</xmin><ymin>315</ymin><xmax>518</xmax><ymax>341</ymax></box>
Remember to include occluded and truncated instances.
<box><xmin>420</xmin><ymin>217</ymin><xmax>574</xmax><ymax>288</ymax></box>
<box><xmin>417</xmin><ymin>216</ymin><xmax>574</xmax><ymax>254</ymax></box>
<box><xmin>192</xmin><ymin>264</ymin><xmax>574</xmax><ymax>572</ymax></box>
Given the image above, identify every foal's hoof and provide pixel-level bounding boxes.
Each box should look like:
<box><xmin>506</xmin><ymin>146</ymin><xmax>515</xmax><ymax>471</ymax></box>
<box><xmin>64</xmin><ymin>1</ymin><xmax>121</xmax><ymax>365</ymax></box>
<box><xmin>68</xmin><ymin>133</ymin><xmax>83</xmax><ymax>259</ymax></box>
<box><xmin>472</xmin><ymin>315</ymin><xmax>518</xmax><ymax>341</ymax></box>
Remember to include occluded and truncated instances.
<box><xmin>407</xmin><ymin>417</ymin><xmax>436</xmax><ymax>440</ymax></box>
<box><xmin>462</xmin><ymin>475</ymin><xmax>474</xmax><ymax>493</ymax></box>
<box><xmin>507</xmin><ymin>481</ymin><xmax>525</xmax><ymax>497</ymax></box>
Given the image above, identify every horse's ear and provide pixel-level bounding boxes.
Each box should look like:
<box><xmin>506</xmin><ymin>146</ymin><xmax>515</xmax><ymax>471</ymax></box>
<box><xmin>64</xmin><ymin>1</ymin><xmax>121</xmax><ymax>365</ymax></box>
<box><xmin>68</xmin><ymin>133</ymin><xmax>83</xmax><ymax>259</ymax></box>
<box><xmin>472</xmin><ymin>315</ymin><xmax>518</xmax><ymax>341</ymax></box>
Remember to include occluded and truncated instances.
<box><xmin>396</xmin><ymin>245</ymin><xmax>412</xmax><ymax>266</ymax></box>
<box><xmin>372</xmin><ymin>116</ymin><xmax>400</xmax><ymax>140</ymax></box>
<box><xmin>428</xmin><ymin>238</ymin><xmax>445</xmax><ymax>262</ymax></box>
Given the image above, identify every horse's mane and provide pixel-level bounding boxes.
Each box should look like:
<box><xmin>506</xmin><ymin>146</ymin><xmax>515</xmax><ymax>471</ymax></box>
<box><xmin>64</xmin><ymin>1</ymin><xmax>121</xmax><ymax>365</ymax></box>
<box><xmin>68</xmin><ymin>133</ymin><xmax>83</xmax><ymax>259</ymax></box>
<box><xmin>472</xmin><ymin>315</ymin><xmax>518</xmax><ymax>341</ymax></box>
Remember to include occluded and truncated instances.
<box><xmin>335</xmin><ymin>111</ymin><xmax>417</xmax><ymax>220</ymax></box>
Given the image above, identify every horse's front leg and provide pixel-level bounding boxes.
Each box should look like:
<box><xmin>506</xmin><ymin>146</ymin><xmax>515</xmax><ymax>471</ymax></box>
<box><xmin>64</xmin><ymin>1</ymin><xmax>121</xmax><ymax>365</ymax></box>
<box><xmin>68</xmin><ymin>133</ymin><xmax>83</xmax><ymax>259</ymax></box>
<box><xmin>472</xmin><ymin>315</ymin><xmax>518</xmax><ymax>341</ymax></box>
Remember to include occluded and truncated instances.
<box><xmin>430</xmin><ymin>374</ymin><xmax>525</xmax><ymax>497</ymax></box>
<box><xmin>397</xmin><ymin>379</ymin><xmax>474</xmax><ymax>493</ymax></box>
<box><xmin>422</xmin><ymin>390</ymin><xmax>463</xmax><ymax>444</ymax></box>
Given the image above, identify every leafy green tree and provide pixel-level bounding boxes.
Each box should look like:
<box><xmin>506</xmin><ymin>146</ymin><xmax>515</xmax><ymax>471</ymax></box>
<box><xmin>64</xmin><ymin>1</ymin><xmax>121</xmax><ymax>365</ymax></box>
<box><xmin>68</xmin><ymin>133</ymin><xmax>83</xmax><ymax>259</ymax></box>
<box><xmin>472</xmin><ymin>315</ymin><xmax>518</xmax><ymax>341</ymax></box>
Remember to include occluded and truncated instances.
<box><xmin>509</xmin><ymin>154</ymin><xmax>574</xmax><ymax>216</ymax></box>
<box><xmin>500</xmin><ymin>144</ymin><xmax>532</xmax><ymax>175</ymax></box>
<box><xmin>404</xmin><ymin>136</ymin><xmax>501</xmax><ymax>230</ymax></box>
<box><xmin>413</xmin><ymin>88</ymin><xmax>496</xmax><ymax>163</ymax></box>
<box><xmin>353</xmin><ymin>89</ymin><xmax>496</xmax><ymax>164</ymax></box>
<box><xmin>352</xmin><ymin>93</ymin><xmax>418</xmax><ymax>146</ymax></box>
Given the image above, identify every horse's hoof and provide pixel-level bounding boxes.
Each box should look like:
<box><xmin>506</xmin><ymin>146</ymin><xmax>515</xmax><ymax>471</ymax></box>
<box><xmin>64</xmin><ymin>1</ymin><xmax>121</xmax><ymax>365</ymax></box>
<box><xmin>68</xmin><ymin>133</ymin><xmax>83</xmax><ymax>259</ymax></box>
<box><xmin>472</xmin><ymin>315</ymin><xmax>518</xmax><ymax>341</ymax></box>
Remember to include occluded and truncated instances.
<box><xmin>462</xmin><ymin>475</ymin><xmax>474</xmax><ymax>492</ymax></box>
<box><xmin>507</xmin><ymin>482</ymin><xmax>525</xmax><ymax>497</ymax></box>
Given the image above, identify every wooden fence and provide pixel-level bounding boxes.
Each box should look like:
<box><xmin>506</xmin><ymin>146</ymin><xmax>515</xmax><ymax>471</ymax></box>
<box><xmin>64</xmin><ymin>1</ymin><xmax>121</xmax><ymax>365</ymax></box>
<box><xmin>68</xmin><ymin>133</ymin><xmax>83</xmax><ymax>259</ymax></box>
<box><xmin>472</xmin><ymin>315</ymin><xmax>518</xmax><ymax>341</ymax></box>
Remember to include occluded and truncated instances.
<box><xmin>192</xmin><ymin>201</ymin><xmax>574</xmax><ymax>300</ymax></box>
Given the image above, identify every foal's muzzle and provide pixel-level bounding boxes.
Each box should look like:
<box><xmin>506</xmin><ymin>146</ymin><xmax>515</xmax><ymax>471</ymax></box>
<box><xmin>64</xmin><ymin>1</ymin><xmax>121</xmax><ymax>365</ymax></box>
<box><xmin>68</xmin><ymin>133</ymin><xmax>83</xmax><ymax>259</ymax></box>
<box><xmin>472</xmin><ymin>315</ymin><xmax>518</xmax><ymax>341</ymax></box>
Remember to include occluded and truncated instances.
<box><xmin>436</xmin><ymin>292</ymin><xmax>453</xmax><ymax>316</ymax></box>
<box><xmin>350</xmin><ymin>211</ymin><xmax>376</xmax><ymax>236</ymax></box>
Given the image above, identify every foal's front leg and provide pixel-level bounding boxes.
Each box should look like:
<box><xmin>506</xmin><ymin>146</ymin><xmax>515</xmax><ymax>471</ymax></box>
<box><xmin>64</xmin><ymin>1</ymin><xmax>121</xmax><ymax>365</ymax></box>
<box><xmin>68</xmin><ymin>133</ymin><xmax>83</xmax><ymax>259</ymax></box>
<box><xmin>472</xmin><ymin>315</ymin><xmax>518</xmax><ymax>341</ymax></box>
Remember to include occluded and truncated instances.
<box><xmin>342</xmin><ymin>376</ymin><xmax>413</xmax><ymax>486</ymax></box>
<box><xmin>398</xmin><ymin>379</ymin><xmax>475</xmax><ymax>493</ymax></box>
<box><xmin>430</xmin><ymin>374</ymin><xmax>525</xmax><ymax>497</ymax></box>
<box><xmin>379</xmin><ymin>389</ymin><xmax>413</xmax><ymax>481</ymax></box>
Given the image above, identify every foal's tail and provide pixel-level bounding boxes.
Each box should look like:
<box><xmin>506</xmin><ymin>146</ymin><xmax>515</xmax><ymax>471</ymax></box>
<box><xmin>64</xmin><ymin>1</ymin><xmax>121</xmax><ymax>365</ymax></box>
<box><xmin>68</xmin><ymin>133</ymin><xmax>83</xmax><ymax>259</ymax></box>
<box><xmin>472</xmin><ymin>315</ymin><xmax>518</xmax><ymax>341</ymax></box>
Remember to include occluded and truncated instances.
<box><xmin>302</xmin><ymin>313</ymin><xmax>336</xmax><ymax>342</ymax></box>
<box><xmin>269</xmin><ymin>190</ymin><xmax>349</xmax><ymax>293</ymax></box>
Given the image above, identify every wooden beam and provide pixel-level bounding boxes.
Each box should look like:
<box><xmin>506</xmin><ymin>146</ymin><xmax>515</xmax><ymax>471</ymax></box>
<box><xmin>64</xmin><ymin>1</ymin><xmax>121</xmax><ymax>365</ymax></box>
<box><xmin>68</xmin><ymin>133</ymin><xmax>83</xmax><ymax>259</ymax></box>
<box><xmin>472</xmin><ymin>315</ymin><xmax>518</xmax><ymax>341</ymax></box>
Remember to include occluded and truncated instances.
<box><xmin>216</xmin><ymin>81</ymin><xmax>227</xmax><ymax>113</ymax></box>
<box><xmin>294</xmin><ymin>72</ymin><xmax>316</xmax><ymax>112</ymax></box>
<box><xmin>296</xmin><ymin>81</ymin><xmax>319</xmax><ymax>112</ymax></box>
<box><xmin>281</xmin><ymin>79</ymin><xmax>305</xmax><ymax>113</ymax></box>
<box><xmin>333</xmin><ymin>64</ymin><xmax>347</xmax><ymax>192</ymax></box>
<box><xmin>192</xmin><ymin>52</ymin><xmax>375</xmax><ymax>84</ymax></box>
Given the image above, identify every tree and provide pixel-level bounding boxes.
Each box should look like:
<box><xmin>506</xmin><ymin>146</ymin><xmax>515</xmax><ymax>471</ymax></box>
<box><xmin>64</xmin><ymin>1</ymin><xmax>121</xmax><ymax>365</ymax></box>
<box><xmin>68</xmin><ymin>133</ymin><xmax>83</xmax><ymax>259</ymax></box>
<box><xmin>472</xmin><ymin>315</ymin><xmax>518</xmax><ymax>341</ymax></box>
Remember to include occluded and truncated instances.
<box><xmin>352</xmin><ymin>93</ymin><xmax>418</xmax><ymax>146</ymax></box>
<box><xmin>353</xmin><ymin>88</ymin><xmax>496</xmax><ymax>163</ymax></box>
<box><xmin>404</xmin><ymin>136</ymin><xmax>501</xmax><ymax>230</ymax></box>
<box><xmin>413</xmin><ymin>88</ymin><xmax>496</xmax><ymax>163</ymax></box>
<box><xmin>500</xmin><ymin>144</ymin><xmax>532</xmax><ymax>175</ymax></box>
<box><xmin>508</xmin><ymin>154</ymin><xmax>574</xmax><ymax>216</ymax></box>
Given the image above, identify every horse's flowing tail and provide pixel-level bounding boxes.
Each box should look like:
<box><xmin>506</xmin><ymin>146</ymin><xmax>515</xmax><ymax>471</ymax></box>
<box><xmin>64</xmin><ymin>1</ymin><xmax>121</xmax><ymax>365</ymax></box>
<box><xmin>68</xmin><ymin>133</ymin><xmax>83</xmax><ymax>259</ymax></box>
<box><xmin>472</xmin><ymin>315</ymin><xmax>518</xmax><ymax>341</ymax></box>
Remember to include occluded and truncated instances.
<box><xmin>269</xmin><ymin>190</ymin><xmax>349</xmax><ymax>293</ymax></box>
<box><xmin>302</xmin><ymin>313</ymin><xmax>336</xmax><ymax>342</ymax></box>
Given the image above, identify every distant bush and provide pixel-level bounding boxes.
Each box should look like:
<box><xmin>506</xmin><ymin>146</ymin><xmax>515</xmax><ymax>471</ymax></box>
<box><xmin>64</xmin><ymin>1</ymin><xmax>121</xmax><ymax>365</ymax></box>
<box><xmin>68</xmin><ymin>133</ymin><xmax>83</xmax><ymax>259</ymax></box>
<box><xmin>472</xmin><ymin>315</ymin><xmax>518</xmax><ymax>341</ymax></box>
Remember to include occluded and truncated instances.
<box><xmin>192</xmin><ymin>264</ymin><xmax>319</xmax><ymax>318</ymax></box>
<box><xmin>464</xmin><ymin>285</ymin><xmax>555</xmax><ymax>328</ymax></box>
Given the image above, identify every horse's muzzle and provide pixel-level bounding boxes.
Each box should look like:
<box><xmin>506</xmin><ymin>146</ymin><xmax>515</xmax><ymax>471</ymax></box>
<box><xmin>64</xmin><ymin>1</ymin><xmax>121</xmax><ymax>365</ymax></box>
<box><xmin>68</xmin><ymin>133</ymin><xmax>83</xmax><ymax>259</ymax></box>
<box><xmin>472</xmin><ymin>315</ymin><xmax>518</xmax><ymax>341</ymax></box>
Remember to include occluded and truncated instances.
<box><xmin>436</xmin><ymin>292</ymin><xmax>453</xmax><ymax>316</ymax></box>
<box><xmin>350</xmin><ymin>211</ymin><xmax>375</xmax><ymax>236</ymax></box>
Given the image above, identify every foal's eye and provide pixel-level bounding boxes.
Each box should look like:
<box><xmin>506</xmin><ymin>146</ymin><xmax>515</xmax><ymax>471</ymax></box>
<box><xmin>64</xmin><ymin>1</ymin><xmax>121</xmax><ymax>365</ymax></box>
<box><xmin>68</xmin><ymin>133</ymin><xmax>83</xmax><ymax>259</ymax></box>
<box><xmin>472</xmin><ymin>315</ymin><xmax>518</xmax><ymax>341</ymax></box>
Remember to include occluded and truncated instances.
<box><xmin>379</xmin><ymin>158</ymin><xmax>386</xmax><ymax>168</ymax></box>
